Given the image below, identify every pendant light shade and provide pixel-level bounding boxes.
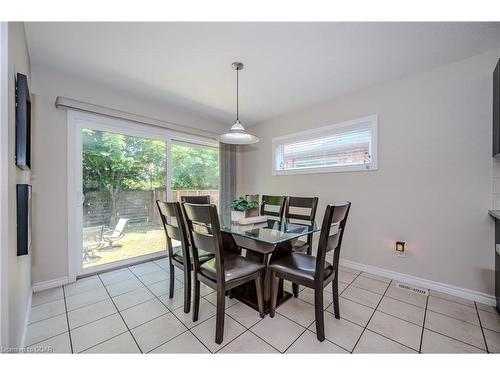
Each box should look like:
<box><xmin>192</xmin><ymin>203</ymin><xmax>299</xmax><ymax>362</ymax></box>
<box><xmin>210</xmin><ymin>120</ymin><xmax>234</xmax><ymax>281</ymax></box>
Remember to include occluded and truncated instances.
<box><xmin>220</xmin><ymin>62</ymin><xmax>259</xmax><ymax>145</ymax></box>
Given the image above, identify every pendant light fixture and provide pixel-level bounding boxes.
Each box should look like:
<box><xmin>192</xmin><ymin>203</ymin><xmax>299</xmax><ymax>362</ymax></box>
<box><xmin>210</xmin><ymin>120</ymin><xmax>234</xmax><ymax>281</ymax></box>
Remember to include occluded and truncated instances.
<box><xmin>220</xmin><ymin>62</ymin><xmax>259</xmax><ymax>144</ymax></box>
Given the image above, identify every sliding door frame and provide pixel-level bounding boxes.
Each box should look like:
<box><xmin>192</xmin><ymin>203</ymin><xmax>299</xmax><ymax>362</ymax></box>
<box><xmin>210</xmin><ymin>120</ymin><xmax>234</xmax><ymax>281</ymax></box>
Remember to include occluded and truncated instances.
<box><xmin>67</xmin><ymin>110</ymin><xmax>218</xmax><ymax>278</ymax></box>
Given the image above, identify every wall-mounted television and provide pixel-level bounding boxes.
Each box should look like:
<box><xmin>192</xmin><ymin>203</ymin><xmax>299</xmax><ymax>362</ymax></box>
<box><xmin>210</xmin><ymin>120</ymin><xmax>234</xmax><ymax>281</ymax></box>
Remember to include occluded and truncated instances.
<box><xmin>15</xmin><ymin>73</ymin><xmax>31</xmax><ymax>170</ymax></box>
<box><xmin>17</xmin><ymin>184</ymin><xmax>32</xmax><ymax>256</ymax></box>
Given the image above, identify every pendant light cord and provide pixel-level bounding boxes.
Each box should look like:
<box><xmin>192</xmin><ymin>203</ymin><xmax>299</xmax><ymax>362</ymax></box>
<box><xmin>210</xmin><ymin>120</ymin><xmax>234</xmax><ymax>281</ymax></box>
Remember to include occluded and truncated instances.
<box><xmin>236</xmin><ymin>68</ymin><xmax>239</xmax><ymax>121</ymax></box>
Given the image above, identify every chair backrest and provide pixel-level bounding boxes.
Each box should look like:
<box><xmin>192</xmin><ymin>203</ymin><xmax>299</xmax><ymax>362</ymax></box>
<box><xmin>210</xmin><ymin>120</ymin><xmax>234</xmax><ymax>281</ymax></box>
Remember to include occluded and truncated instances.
<box><xmin>156</xmin><ymin>201</ymin><xmax>190</xmax><ymax>263</ymax></box>
<box><xmin>260</xmin><ymin>195</ymin><xmax>286</xmax><ymax>219</ymax></box>
<box><xmin>110</xmin><ymin>218</ymin><xmax>129</xmax><ymax>237</ymax></box>
<box><xmin>285</xmin><ymin>196</ymin><xmax>319</xmax><ymax>224</ymax></box>
<box><xmin>315</xmin><ymin>202</ymin><xmax>351</xmax><ymax>282</ymax></box>
<box><xmin>181</xmin><ymin>195</ymin><xmax>211</xmax><ymax>204</ymax></box>
<box><xmin>182</xmin><ymin>203</ymin><xmax>225</xmax><ymax>286</ymax></box>
<box><xmin>83</xmin><ymin>225</ymin><xmax>104</xmax><ymax>244</ymax></box>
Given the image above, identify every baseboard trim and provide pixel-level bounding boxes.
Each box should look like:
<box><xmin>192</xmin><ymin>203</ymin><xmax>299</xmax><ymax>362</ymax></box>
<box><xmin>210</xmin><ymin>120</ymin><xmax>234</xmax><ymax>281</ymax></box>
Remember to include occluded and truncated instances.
<box><xmin>340</xmin><ymin>259</ymin><xmax>497</xmax><ymax>306</ymax></box>
<box><xmin>32</xmin><ymin>276</ymin><xmax>76</xmax><ymax>293</ymax></box>
<box><xmin>20</xmin><ymin>288</ymin><xmax>32</xmax><ymax>348</ymax></box>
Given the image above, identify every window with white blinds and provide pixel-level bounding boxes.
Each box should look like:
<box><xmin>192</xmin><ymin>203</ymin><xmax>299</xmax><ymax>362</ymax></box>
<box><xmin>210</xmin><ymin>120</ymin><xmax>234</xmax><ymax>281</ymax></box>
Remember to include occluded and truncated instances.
<box><xmin>272</xmin><ymin>115</ymin><xmax>377</xmax><ymax>175</ymax></box>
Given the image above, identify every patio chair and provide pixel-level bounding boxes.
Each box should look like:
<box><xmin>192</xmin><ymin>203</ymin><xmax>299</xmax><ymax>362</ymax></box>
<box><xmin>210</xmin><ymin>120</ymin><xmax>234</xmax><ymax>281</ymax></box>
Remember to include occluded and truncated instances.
<box><xmin>82</xmin><ymin>225</ymin><xmax>105</xmax><ymax>262</ymax></box>
<box><xmin>103</xmin><ymin>218</ymin><xmax>129</xmax><ymax>247</ymax></box>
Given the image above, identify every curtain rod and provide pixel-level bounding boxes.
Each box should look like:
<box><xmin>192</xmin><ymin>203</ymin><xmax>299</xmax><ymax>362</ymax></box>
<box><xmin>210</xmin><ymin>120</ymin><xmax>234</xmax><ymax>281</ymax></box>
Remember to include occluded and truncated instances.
<box><xmin>55</xmin><ymin>96</ymin><xmax>221</xmax><ymax>141</ymax></box>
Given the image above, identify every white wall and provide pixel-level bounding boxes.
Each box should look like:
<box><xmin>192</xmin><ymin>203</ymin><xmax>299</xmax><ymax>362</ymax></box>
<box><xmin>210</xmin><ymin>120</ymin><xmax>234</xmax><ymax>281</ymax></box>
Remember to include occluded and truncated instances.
<box><xmin>238</xmin><ymin>49</ymin><xmax>500</xmax><ymax>296</ymax></box>
<box><xmin>30</xmin><ymin>65</ymin><xmax>225</xmax><ymax>284</ymax></box>
<box><xmin>3</xmin><ymin>22</ymin><xmax>32</xmax><ymax>347</ymax></box>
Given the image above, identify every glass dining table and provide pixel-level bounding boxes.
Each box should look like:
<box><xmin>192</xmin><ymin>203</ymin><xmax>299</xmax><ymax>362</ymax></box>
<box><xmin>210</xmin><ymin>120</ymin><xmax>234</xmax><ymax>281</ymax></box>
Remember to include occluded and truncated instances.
<box><xmin>219</xmin><ymin>216</ymin><xmax>319</xmax><ymax>313</ymax></box>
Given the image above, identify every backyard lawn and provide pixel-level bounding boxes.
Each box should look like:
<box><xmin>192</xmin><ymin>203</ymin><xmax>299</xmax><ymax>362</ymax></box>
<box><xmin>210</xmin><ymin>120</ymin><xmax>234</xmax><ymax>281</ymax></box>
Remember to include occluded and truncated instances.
<box><xmin>83</xmin><ymin>224</ymin><xmax>177</xmax><ymax>268</ymax></box>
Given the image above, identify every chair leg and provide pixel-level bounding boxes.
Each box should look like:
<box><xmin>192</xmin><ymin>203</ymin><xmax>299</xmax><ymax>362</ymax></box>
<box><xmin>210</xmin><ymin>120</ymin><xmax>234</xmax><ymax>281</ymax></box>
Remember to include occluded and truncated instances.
<box><xmin>215</xmin><ymin>287</ymin><xmax>225</xmax><ymax>345</ymax></box>
<box><xmin>292</xmin><ymin>283</ymin><xmax>300</xmax><ymax>298</ymax></box>
<box><xmin>314</xmin><ymin>287</ymin><xmax>325</xmax><ymax>342</ymax></box>
<box><xmin>255</xmin><ymin>273</ymin><xmax>265</xmax><ymax>318</ymax></box>
<box><xmin>192</xmin><ymin>275</ymin><xmax>200</xmax><ymax>322</ymax></box>
<box><xmin>332</xmin><ymin>277</ymin><xmax>340</xmax><ymax>319</ymax></box>
<box><xmin>183</xmin><ymin>268</ymin><xmax>191</xmax><ymax>314</ymax></box>
<box><xmin>269</xmin><ymin>271</ymin><xmax>278</xmax><ymax>318</ymax></box>
<box><xmin>169</xmin><ymin>263</ymin><xmax>175</xmax><ymax>299</ymax></box>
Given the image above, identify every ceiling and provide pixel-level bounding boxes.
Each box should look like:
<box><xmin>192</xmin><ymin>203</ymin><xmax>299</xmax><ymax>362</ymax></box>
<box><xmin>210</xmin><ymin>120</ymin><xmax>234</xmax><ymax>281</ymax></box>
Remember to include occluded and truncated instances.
<box><xmin>25</xmin><ymin>22</ymin><xmax>500</xmax><ymax>126</ymax></box>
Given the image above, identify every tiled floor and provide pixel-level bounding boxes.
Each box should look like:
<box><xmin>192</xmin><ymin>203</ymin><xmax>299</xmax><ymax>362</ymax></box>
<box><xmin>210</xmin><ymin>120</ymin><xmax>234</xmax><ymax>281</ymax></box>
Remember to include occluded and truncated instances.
<box><xmin>25</xmin><ymin>259</ymin><xmax>500</xmax><ymax>353</ymax></box>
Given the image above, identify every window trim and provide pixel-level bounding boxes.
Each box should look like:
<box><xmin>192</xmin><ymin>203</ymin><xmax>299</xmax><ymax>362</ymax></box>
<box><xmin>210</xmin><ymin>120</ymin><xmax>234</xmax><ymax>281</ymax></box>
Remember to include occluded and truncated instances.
<box><xmin>271</xmin><ymin>115</ymin><xmax>378</xmax><ymax>176</ymax></box>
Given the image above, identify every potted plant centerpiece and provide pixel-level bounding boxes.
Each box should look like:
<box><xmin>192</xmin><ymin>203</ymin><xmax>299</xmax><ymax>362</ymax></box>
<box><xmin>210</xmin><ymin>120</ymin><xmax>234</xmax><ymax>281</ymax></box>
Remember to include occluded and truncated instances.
<box><xmin>229</xmin><ymin>196</ymin><xmax>260</xmax><ymax>223</ymax></box>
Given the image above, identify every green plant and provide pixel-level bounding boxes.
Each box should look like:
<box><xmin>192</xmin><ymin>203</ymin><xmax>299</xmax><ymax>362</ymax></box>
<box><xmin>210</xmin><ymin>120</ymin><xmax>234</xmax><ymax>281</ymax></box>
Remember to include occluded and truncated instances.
<box><xmin>229</xmin><ymin>197</ymin><xmax>260</xmax><ymax>212</ymax></box>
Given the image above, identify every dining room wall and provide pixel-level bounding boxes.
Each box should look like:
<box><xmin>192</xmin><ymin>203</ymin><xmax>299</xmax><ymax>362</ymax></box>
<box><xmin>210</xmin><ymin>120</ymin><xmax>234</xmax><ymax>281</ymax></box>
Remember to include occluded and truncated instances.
<box><xmin>30</xmin><ymin>65</ymin><xmax>226</xmax><ymax>285</ymax></box>
<box><xmin>237</xmin><ymin>48</ymin><xmax>500</xmax><ymax>296</ymax></box>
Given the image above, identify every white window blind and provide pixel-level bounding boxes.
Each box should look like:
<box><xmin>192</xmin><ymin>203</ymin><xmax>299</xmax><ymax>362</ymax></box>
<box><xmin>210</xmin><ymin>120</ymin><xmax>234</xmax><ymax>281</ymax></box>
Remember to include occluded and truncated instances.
<box><xmin>272</xmin><ymin>115</ymin><xmax>377</xmax><ymax>175</ymax></box>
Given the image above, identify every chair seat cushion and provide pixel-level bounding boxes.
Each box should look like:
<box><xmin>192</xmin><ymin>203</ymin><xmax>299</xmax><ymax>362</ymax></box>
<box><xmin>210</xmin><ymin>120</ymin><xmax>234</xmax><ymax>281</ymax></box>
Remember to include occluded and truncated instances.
<box><xmin>199</xmin><ymin>252</ymin><xmax>265</xmax><ymax>283</ymax></box>
<box><xmin>172</xmin><ymin>249</ymin><xmax>213</xmax><ymax>265</ymax></box>
<box><xmin>268</xmin><ymin>253</ymin><xmax>334</xmax><ymax>283</ymax></box>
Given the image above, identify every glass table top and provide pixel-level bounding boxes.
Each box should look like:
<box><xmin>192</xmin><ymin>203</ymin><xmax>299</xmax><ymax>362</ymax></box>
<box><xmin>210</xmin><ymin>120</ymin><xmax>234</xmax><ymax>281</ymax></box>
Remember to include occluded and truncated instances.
<box><xmin>220</xmin><ymin>217</ymin><xmax>319</xmax><ymax>244</ymax></box>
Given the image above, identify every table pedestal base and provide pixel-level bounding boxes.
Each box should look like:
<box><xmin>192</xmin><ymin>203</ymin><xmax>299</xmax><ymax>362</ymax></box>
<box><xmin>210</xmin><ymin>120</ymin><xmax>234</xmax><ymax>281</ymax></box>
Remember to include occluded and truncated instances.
<box><xmin>230</xmin><ymin>281</ymin><xmax>293</xmax><ymax>314</ymax></box>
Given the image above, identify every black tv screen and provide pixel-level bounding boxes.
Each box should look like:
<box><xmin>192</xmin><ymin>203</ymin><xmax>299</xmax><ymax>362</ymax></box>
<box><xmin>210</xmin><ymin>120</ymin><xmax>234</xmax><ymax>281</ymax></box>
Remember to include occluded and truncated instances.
<box><xmin>17</xmin><ymin>184</ymin><xmax>32</xmax><ymax>256</ymax></box>
<box><xmin>15</xmin><ymin>73</ymin><xmax>31</xmax><ymax>170</ymax></box>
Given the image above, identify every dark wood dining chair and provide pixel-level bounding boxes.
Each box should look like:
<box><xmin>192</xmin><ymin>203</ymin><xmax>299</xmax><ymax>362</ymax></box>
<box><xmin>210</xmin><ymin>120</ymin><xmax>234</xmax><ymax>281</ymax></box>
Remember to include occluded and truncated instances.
<box><xmin>182</xmin><ymin>202</ymin><xmax>265</xmax><ymax>344</ymax></box>
<box><xmin>156</xmin><ymin>200</ymin><xmax>213</xmax><ymax>313</ymax></box>
<box><xmin>284</xmin><ymin>196</ymin><xmax>319</xmax><ymax>298</ymax></box>
<box><xmin>261</xmin><ymin>195</ymin><xmax>286</xmax><ymax>219</ymax></box>
<box><xmin>181</xmin><ymin>195</ymin><xmax>210</xmax><ymax>204</ymax></box>
<box><xmin>269</xmin><ymin>202</ymin><xmax>351</xmax><ymax>342</ymax></box>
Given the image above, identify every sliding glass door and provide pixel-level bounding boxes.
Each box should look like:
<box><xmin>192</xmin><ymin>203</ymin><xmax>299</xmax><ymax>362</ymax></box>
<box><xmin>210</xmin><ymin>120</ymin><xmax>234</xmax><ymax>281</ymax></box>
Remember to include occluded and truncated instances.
<box><xmin>69</xmin><ymin>111</ymin><xmax>219</xmax><ymax>275</ymax></box>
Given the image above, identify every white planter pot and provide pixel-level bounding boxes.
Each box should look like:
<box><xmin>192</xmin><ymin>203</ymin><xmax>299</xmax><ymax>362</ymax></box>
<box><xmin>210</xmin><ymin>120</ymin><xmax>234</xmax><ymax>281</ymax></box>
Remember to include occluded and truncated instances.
<box><xmin>231</xmin><ymin>210</ymin><xmax>245</xmax><ymax>223</ymax></box>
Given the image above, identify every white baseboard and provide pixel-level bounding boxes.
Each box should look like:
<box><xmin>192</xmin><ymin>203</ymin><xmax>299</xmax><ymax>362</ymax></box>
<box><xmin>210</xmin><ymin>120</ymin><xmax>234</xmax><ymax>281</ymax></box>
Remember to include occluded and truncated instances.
<box><xmin>340</xmin><ymin>258</ymin><xmax>497</xmax><ymax>306</ymax></box>
<box><xmin>20</xmin><ymin>288</ymin><xmax>32</xmax><ymax>348</ymax></box>
<box><xmin>32</xmin><ymin>275</ymin><xmax>76</xmax><ymax>293</ymax></box>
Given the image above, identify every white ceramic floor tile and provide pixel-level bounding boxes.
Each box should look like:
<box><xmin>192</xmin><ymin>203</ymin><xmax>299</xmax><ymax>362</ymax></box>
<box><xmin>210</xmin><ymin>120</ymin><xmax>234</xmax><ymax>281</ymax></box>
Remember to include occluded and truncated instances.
<box><xmin>476</xmin><ymin>302</ymin><xmax>497</xmax><ymax>314</ymax></box>
<box><xmin>427</xmin><ymin>296</ymin><xmax>479</xmax><ymax>325</ymax></box>
<box><xmin>26</xmin><ymin>332</ymin><xmax>72</xmax><ymax>354</ymax></box>
<box><xmin>150</xmin><ymin>331</ymin><xmax>210</xmax><ymax>353</ymax></box>
<box><xmin>68</xmin><ymin>299</ymin><xmax>117</xmax><ymax>329</ymax></box>
<box><xmin>29</xmin><ymin>299</ymin><xmax>66</xmax><ymax>324</ymax></box>
<box><xmin>148</xmin><ymin>279</ymin><xmax>182</xmax><ymax>297</ymax></box>
<box><xmin>83</xmin><ymin>332</ymin><xmax>140</xmax><ymax>353</ymax></box>
<box><xmin>421</xmin><ymin>329</ymin><xmax>484</xmax><ymax>353</ymax></box>
<box><xmin>226</xmin><ymin>302</ymin><xmax>264</xmax><ymax>328</ymax></box>
<box><xmin>99</xmin><ymin>268</ymin><xmax>135</xmax><ymax>286</ymax></box>
<box><xmin>424</xmin><ymin>310</ymin><xmax>486</xmax><ymax>350</ymax></box>
<box><xmin>173</xmin><ymin>299</ymin><xmax>215</xmax><ymax>328</ymax></box>
<box><xmin>106</xmin><ymin>277</ymin><xmax>144</xmax><ymax>297</ymax></box>
<box><xmin>341</xmin><ymin>285</ymin><xmax>382</xmax><ymax>308</ymax></box>
<box><xmin>112</xmin><ymin>287</ymin><xmax>155</xmax><ymax>311</ymax></box>
<box><xmin>484</xmin><ymin>328</ymin><xmax>500</xmax><ymax>353</ymax></box>
<box><xmin>429</xmin><ymin>290</ymin><xmax>475</xmax><ymax>308</ymax></box>
<box><xmin>310</xmin><ymin>314</ymin><xmax>364</xmax><ymax>352</ymax></box>
<box><xmin>131</xmin><ymin>313</ymin><xmax>187</xmax><ymax>353</ymax></box>
<box><xmin>64</xmin><ymin>276</ymin><xmax>103</xmax><ymax>297</ymax></box>
<box><xmin>338</xmin><ymin>270</ymin><xmax>358</xmax><ymax>284</ymax></box>
<box><xmin>385</xmin><ymin>284</ymin><xmax>427</xmax><ymax>308</ymax></box>
<box><xmin>351</xmin><ymin>275</ymin><xmax>389</xmax><ymax>295</ymax></box>
<box><xmin>367</xmin><ymin>311</ymin><xmax>422</xmax><ymax>351</ymax></box>
<box><xmin>137</xmin><ymin>269</ymin><xmax>170</xmax><ymax>286</ymax></box>
<box><xmin>153</xmin><ymin>258</ymin><xmax>170</xmax><ymax>269</ymax></box>
<box><xmin>70</xmin><ymin>313</ymin><xmax>128</xmax><ymax>353</ymax></box>
<box><xmin>218</xmin><ymin>331</ymin><xmax>279</xmax><ymax>353</ymax></box>
<box><xmin>32</xmin><ymin>287</ymin><xmax>64</xmax><ymax>307</ymax></box>
<box><xmin>296</xmin><ymin>288</ymin><xmax>334</xmax><ymax>307</ymax></box>
<box><xmin>286</xmin><ymin>330</ymin><xmax>348</xmax><ymax>353</ymax></box>
<box><xmin>327</xmin><ymin>297</ymin><xmax>374</xmax><ymax>327</ymax></box>
<box><xmin>157</xmin><ymin>290</ymin><xmax>188</xmax><ymax>311</ymax></box>
<box><xmin>204</xmin><ymin>292</ymin><xmax>239</xmax><ymax>308</ymax></box>
<box><xmin>129</xmin><ymin>261</ymin><xmax>163</xmax><ymax>276</ymax></box>
<box><xmin>251</xmin><ymin>313</ymin><xmax>305</xmax><ymax>352</ymax></box>
<box><xmin>191</xmin><ymin>314</ymin><xmax>246</xmax><ymax>353</ymax></box>
<box><xmin>65</xmin><ymin>287</ymin><xmax>109</xmax><ymax>311</ymax></box>
<box><xmin>478</xmin><ymin>309</ymin><xmax>500</xmax><ymax>333</ymax></box>
<box><xmin>121</xmin><ymin>298</ymin><xmax>169</xmax><ymax>329</ymax></box>
<box><xmin>25</xmin><ymin>314</ymin><xmax>68</xmax><ymax>346</ymax></box>
<box><xmin>360</xmin><ymin>272</ymin><xmax>392</xmax><ymax>283</ymax></box>
<box><xmin>377</xmin><ymin>296</ymin><xmax>425</xmax><ymax>326</ymax></box>
<box><xmin>277</xmin><ymin>298</ymin><xmax>316</xmax><ymax>328</ymax></box>
<box><xmin>353</xmin><ymin>330</ymin><xmax>416</xmax><ymax>353</ymax></box>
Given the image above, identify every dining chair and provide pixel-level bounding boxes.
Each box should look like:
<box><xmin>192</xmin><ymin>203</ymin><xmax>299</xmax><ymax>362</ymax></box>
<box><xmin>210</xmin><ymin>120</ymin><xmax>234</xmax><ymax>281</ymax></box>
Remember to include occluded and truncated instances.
<box><xmin>284</xmin><ymin>196</ymin><xmax>319</xmax><ymax>298</ymax></box>
<box><xmin>268</xmin><ymin>202</ymin><xmax>351</xmax><ymax>342</ymax></box>
<box><xmin>182</xmin><ymin>202</ymin><xmax>265</xmax><ymax>344</ymax></box>
<box><xmin>260</xmin><ymin>195</ymin><xmax>286</xmax><ymax>219</ymax></box>
<box><xmin>156</xmin><ymin>200</ymin><xmax>213</xmax><ymax>313</ymax></box>
<box><xmin>181</xmin><ymin>195</ymin><xmax>211</xmax><ymax>204</ymax></box>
